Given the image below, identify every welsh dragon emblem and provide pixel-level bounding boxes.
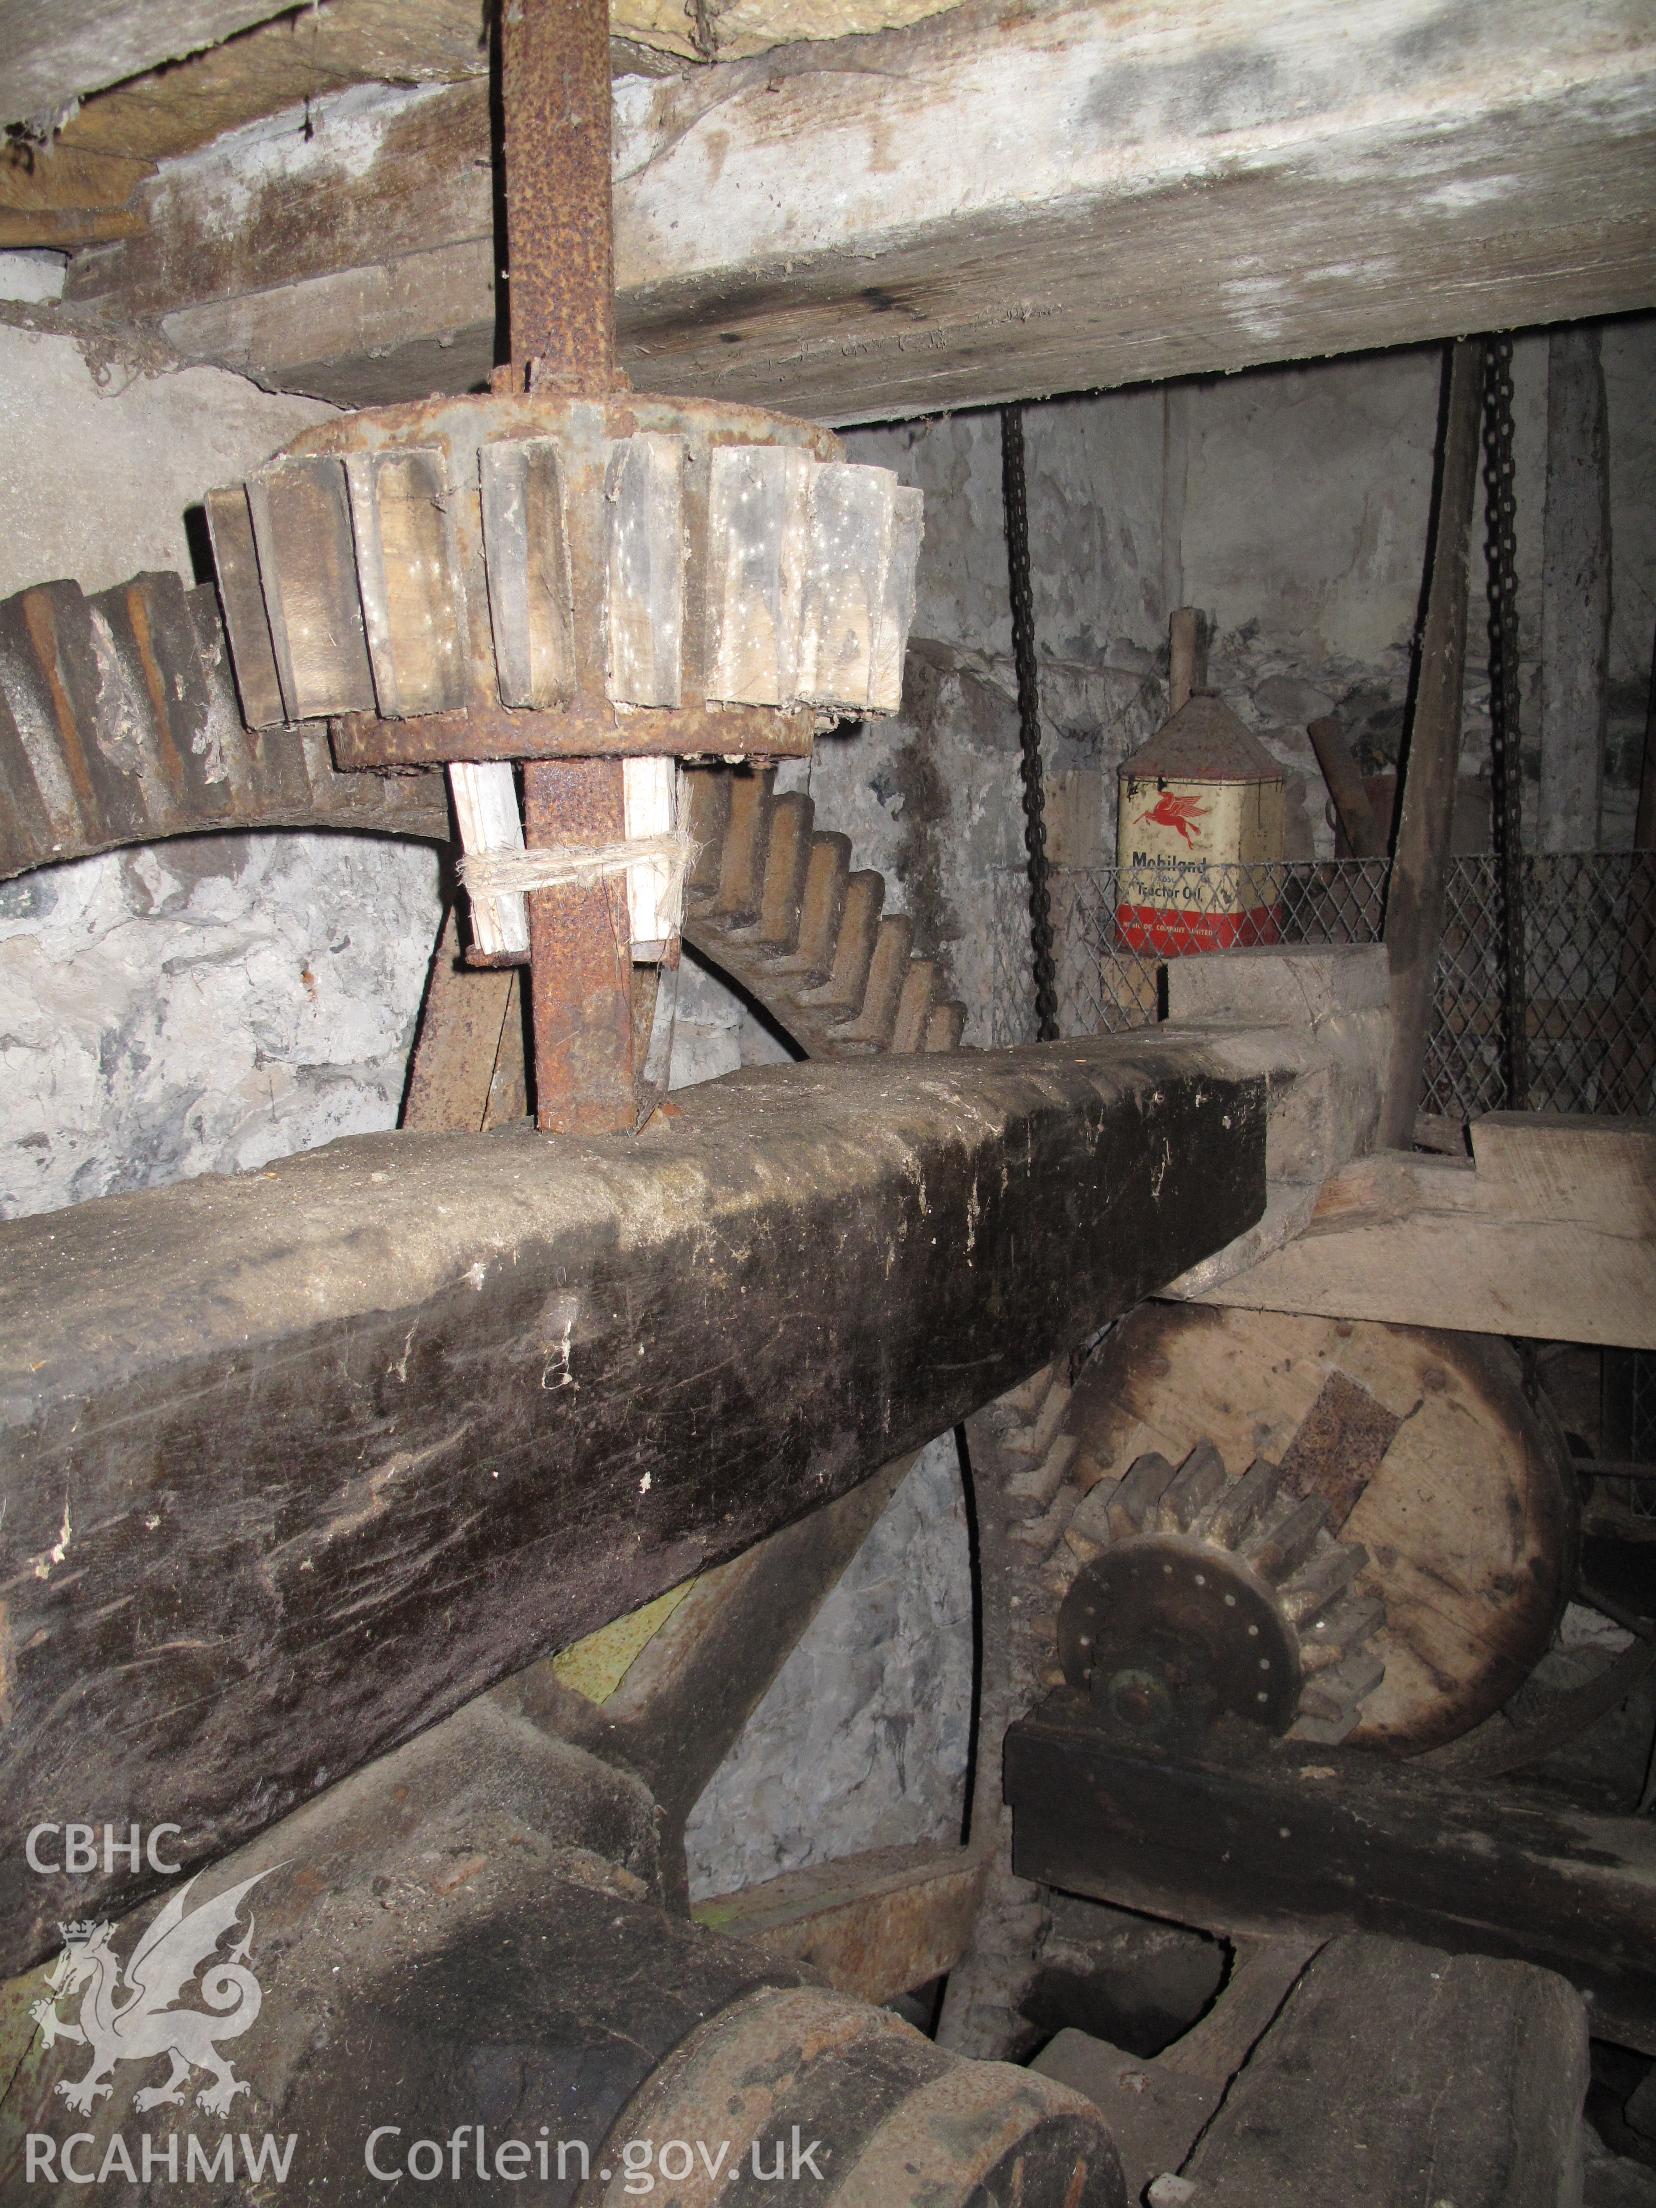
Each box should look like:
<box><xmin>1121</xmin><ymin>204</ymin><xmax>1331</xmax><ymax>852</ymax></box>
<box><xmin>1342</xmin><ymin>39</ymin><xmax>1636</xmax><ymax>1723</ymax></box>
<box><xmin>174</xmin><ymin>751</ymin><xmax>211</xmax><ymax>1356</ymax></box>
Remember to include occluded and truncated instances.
<box><xmin>30</xmin><ymin>1868</ymin><xmax>274</xmax><ymax>2117</ymax></box>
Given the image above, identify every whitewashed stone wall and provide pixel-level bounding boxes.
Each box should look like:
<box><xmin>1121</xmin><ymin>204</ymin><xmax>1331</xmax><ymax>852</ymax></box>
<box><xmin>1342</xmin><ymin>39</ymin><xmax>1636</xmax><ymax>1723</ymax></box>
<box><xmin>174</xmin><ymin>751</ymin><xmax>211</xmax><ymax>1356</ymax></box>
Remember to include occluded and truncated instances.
<box><xmin>686</xmin><ymin>1432</ymin><xmax>971</xmax><ymax>1900</ymax></box>
<box><xmin>0</xmin><ymin>833</ymin><xmax>439</xmax><ymax>1219</ymax></box>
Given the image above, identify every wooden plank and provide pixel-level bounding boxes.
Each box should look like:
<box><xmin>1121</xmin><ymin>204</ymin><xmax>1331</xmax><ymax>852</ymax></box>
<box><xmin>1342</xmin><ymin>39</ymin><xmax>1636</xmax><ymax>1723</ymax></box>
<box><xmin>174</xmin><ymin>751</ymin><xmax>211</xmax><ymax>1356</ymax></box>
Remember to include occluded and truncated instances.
<box><xmin>604</xmin><ymin>434</ymin><xmax>685</xmax><ymax>709</ymax></box>
<box><xmin>60</xmin><ymin>0</ymin><xmax>1656</xmax><ymax>422</ymax></box>
<box><xmin>1157</xmin><ymin>1936</ymin><xmax>1323</xmax><ymax>2083</ymax></box>
<box><xmin>480</xmin><ymin>436</ymin><xmax>577</xmax><ymax>710</ymax></box>
<box><xmin>0</xmin><ymin>0</ymin><xmax>297</xmax><ymax>130</ymax></box>
<box><xmin>693</xmin><ymin>1843</ymin><xmax>985</xmax><ymax>2005</ymax></box>
<box><xmin>448</xmin><ymin>758</ymin><xmax>530</xmax><ymax>959</ymax></box>
<box><xmin>343</xmin><ymin>446</ymin><xmax>469</xmax><ymax>719</ymax></box>
<box><xmin>1540</xmin><ymin>324</ymin><xmax>1612</xmax><ymax>852</ymax></box>
<box><xmin>1189</xmin><ymin>1112</ymin><xmax>1656</xmax><ymax>1348</ymax></box>
<box><xmin>1179</xmin><ymin>1933</ymin><xmax>1588</xmax><ymax>2208</ymax></box>
<box><xmin>1381</xmin><ymin>339</ymin><xmax>1483</xmax><ymax>1148</ymax></box>
<box><xmin>1007</xmin><ymin>1694</ymin><xmax>1656</xmax><ymax>2054</ymax></box>
<box><xmin>555</xmin><ymin>1457</ymin><xmax>916</xmax><ymax>1830</ymax></box>
<box><xmin>1307</xmin><ymin>714</ymin><xmax>1386</xmax><ymax>860</ymax></box>
<box><xmin>400</xmin><ymin>902</ymin><xmax>518</xmax><ymax>1133</ymax></box>
<box><xmin>871</xmin><ymin>484</ymin><xmax>923</xmax><ymax>715</ymax></box>
<box><xmin>1168</xmin><ymin>607</ymin><xmax>1206</xmax><ymax>718</ymax></box>
<box><xmin>797</xmin><ymin>463</ymin><xmax>894</xmax><ymax>709</ymax></box>
<box><xmin>244</xmin><ymin>453</ymin><xmax>376</xmax><ymax>720</ymax></box>
<box><xmin>706</xmin><ymin>443</ymin><xmax>811</xmax><ymax>707</ymax></box>
<box><xmin>0</xmin><ymin>1034</ymin><xmax>1267</xmax><ymax>1972</ymax></box>
<box><xmin>621</xmin><ymin>753</ymin><xmax>678</xmax><ymax>954</ymax></box>
<box><xmin>202</xmin><ymin>484</ymin><xmax>283</xmax><ymax>729</ymax></box>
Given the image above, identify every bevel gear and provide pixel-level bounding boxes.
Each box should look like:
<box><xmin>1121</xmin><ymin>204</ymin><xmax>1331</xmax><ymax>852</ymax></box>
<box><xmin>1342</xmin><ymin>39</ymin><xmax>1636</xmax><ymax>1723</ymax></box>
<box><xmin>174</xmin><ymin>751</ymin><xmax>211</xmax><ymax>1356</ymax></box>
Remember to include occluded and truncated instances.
<box><xmin>1057</xmin><ymin>1441</ymin><xmax>1386</xmax><ymax>1747</ymax></box>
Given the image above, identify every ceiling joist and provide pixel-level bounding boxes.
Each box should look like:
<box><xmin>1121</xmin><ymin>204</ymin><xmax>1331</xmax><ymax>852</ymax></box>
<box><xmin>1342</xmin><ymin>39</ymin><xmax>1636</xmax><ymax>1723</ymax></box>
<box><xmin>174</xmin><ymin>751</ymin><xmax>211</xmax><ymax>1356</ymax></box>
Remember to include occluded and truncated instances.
<box><xmin>36</xmin><ymin>0</ymin><xmax>1656</xmax><ymax>424</ymax></box>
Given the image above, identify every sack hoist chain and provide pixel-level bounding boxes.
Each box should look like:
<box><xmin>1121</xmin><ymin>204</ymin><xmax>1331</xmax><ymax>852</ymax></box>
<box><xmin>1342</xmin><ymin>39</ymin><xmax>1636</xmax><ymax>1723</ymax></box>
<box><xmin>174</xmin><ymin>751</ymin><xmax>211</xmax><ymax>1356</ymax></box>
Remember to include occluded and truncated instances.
<box><xmin>1481</xmin><ymin>335</ymin><xmax>1531</xmax><ymax>1109</ymax></box>
<box><xmin>1001</xmin><ymin>404</ymin><xmax>1060</xmax><ymax>1043</ymax></box>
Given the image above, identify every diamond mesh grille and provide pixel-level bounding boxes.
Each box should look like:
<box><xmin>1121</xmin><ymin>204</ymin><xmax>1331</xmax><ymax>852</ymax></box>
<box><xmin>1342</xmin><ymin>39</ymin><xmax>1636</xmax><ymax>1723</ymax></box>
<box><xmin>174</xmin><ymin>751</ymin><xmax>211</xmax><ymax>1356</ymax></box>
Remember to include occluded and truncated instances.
<box><xmin>990</xmin><ymin>852</ymin><xmax>1656</xmax><ymax>1128</ymax></box>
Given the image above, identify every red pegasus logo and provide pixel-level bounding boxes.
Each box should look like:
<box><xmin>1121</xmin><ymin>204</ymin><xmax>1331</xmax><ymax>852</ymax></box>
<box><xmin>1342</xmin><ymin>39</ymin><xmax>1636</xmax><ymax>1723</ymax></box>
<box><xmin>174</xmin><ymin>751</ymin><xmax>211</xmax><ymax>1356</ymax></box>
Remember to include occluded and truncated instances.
<box><xmin>1136</xmin><ymin>790</ymin><xmax>1210</xmax><ymax>846</ymax></box>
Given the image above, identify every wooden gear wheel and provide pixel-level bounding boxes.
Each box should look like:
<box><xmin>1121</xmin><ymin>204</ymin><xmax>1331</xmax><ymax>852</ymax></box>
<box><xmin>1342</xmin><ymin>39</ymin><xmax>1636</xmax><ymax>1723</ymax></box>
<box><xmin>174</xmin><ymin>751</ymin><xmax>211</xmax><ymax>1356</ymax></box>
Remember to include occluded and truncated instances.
<box><xmin>1040</xmin><ymin>1303</ymin><xmax>1579</xmax><ymax>1753</ymax></box>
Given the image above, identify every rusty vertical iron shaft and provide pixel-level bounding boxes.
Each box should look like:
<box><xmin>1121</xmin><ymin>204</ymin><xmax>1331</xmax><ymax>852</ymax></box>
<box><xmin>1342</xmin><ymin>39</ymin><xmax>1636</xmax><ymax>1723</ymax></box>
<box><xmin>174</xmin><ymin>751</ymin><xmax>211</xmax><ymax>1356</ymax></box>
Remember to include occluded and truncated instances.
<box><xmin>502</xmin><ymin>0</ymin><xmax>618</xmax><ymax>392</ymax></box>
<box><xmin>501</xmin><ymin>0</ymin><xmax>635</xmax><ymax>1131</ymax></box>
<box><xmin>523</xmin><ymin>758</ymin><xmax>637</xmax><ymax>1132</ymax></box>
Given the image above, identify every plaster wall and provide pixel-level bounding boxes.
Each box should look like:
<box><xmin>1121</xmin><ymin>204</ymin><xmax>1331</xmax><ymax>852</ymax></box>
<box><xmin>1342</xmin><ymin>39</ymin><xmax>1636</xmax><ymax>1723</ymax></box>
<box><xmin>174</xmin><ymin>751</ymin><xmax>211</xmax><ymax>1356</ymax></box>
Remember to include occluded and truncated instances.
<box><xmin>0</xmin><ymin>318</ymin><xmax>333</xmax><ymax>598</ymax></box>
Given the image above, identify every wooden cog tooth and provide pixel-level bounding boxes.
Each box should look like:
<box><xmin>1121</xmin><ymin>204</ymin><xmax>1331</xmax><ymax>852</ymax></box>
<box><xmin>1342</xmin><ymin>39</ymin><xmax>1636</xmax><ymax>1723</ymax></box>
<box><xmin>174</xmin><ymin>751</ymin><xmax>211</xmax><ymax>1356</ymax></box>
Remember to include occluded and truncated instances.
<box><xmin>766</xmin><ymin>833</ymin><xmax>849</xmax><ymax>982</ymax></box>
<box><xmin>1193</xmin><ymin>1453</ymin><xmax>1284</xmax><ymax>1547</ymax></box>
<box><xmin>1300</xmin><ymin>1591</ymin><xmax>1386</xmax><ymax>1671</ymax></box>
<box><xmin>1104</xmin><ymin>1451</ymin><xmax>1180</xmax><ymax>1541</ymax></box>
<box><xmin>1279</xmin><ymin>1535</ymin><xmax>1370</xmax><ymax>1626</ymax></box>
<box><xmin>1292</xmin><ymin>1645</ymin><xmax>1388</xmax><ymax>1743</ymax></box>
<box><xmin>681</xmin><ymin>768</ymin><xmax>964</xmax><ymax>1058</ymax></box>
<box><xmin>1241</xmin><ymin>1493</ymin><xmax>1329</xmax><ymax>1585</ymax></box>
<box><xmin>1154</xmin><ymin>1439</ymin><xmax>1229</xmax><ymax>1533</ymax></box>
<box><xmin>747</xmin><ymin>790</ymin><xmax>812</xmax><ymax>951</ymax></box>
<box><xmin>1063</xmin><ymin>1481</ymin><xmax>1116</xmax><ymax>1565</ymax></box>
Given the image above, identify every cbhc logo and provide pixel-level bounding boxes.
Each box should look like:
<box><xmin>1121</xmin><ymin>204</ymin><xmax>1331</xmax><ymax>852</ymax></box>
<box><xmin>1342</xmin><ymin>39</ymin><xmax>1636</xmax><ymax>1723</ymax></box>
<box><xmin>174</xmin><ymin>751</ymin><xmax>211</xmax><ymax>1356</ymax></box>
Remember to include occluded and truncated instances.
<box><xmin>25</xmin><ymin>1825</ymin><xmax>184</xmax><ymax>1875</ymax></box>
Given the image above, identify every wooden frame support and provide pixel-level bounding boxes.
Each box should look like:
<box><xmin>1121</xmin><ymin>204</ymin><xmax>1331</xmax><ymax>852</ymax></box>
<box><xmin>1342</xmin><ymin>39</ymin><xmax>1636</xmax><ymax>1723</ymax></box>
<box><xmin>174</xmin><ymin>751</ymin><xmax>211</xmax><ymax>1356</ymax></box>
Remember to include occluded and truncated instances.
<box><xmin>0</xmin><ymin>1031</ymin><xmax>1265</xmax><ymax>1974</ymax></box>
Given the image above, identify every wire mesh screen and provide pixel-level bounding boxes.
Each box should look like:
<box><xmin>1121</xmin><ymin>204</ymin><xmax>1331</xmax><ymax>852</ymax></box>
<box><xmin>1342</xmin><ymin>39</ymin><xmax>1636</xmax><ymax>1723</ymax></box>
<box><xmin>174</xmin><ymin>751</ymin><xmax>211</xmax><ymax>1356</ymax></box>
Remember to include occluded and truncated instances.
<box><xmin>1602</xmin><ymin>1346</ymin><xmax>1656</xmax><ymax>1520</ymax></box>
<box><xmin>988</xmin><ymin>850</ymin><xmax>1656</xmax><ymax>1124</ymax></box>
<box><xmin>1427</xmin><ymin>852</ymin><xmax>1655</xmax><ymax>1118</ymax></box>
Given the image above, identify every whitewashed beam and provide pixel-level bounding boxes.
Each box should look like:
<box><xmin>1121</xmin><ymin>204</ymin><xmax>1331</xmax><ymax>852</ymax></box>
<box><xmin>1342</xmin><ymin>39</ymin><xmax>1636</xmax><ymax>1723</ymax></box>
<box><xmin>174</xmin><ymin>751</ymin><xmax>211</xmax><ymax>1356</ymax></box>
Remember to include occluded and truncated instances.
<box><xmin>62</xmin><ymin>0</ymin><xmax>1656</xmax><ymax>423</ymax></box>
<box><xmin>1</xmin><ymin>0</ymin><xmax>297</xmax><ymax>132</ymax></box>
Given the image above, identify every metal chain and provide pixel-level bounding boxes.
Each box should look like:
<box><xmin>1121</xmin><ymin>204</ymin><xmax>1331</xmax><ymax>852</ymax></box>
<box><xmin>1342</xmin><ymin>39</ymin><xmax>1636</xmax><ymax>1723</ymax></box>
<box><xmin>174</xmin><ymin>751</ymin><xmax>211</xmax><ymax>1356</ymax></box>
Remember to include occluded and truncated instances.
<box><xmin>1481</xmin><ymin>336</ymin><xmax>1531</xmax><ymax>1107</ymax></box>
<box><xmin>1001</xmin><ymin>405</ymin><xmax>1059</xmax><ymax>1041</ymax></box>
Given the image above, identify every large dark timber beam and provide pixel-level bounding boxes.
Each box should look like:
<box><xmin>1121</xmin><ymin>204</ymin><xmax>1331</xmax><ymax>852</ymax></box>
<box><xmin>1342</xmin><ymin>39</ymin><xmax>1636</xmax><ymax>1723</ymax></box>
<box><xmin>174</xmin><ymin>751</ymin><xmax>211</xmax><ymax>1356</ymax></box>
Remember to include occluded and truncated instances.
<box><xmin>1007</xmin><ymin>1695</ymin><xmax>1656</xmax><ymax>2055</ymax></box>
<box><xmin>0</xmin><ymin>1035</ymin><xmax>1264</xmax><ymax>1975</ymax></box>
<box><xmin>60</xmin><ymin>0</ymin><xmax>1656</xmax><ymax>420</ymax></box>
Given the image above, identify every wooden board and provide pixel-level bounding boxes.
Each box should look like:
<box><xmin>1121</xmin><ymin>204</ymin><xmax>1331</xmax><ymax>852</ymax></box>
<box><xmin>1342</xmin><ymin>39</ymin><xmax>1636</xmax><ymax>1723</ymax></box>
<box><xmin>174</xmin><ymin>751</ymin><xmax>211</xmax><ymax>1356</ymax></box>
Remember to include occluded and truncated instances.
<box><xmin>58</xmin><ymin>0</ymin><xmax>1656</xmax><ymax>421</ymax></box>
<box><xmin>693</xmin><ymin>1843</ymin><xmax>984</xmax><ymax>2005</ymax></box>
<box><xmin>1192</xmin><ymin>1113</ymin><xmax>1656</xmax><ymax>1350</ymax></box>
<box><xmin>0</xmin><ymin>0</ymin><xmax>973</xmax><ymax>244</ymax></box>
<box><xmin>1067</xmin><ymin>1303</ymin><xmax>1575</xmax><ymax>1750</ymax></box>
<box><xmin>0</xmin><ymin>0</ymin><xmax>297</xmax><ymax>131</ymax></box>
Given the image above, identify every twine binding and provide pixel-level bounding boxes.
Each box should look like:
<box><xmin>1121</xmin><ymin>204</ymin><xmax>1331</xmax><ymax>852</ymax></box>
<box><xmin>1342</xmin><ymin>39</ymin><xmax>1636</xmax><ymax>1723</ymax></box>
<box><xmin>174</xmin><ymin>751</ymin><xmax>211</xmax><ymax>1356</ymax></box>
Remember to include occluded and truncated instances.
<box><xmin>459</xmin><ymin>830</ymin><xmax>693</xmax><ymax>907</ymax></box>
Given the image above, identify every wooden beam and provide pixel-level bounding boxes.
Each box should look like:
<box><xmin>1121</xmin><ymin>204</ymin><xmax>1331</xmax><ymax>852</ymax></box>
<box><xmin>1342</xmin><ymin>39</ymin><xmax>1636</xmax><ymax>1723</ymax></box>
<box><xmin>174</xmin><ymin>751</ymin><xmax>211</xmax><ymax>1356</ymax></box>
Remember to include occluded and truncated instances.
<box><xmin>1381</xmin><ymin>339</ymin><xmax>1483</xmax><ymax>1147</ymax></box>
<box><xmin>0</xmin><ymin>1033</ymin><xmax>1264</xmax><ymax>1975</ymax></box>
<box><xmin>693</xmin><ymin>1843</ymin><xmax>985</xmax><ymax>2005</ymax></box>
<box><xmin>1007</xmin><ymin>1693</ymin><xmax>1656</xmax><ymax>2054</ymax></box>
<box><xmin>1182</xmin><ymin>1110</ymin><xmax>1656</xmax><ymax>1348</ymax></box>
<box><xmin>1307</xmin><ymin>714</ymin><xmax>1386</xmax><ymax>861</ymax></box>
<box><xmin>1540</xmin><ymin>323</ymin><xmax>1612</xmax><ymax>852</ymax></box>
<box><xmin>1178</xmin><ymin>1934</ymin><xmax>1588</xmax><ymax>2208</ymax></box>
<box><xmin>60</xmin><ymin>0</ymin><xmax>1656</xmax><ymax>421</ymax></box>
